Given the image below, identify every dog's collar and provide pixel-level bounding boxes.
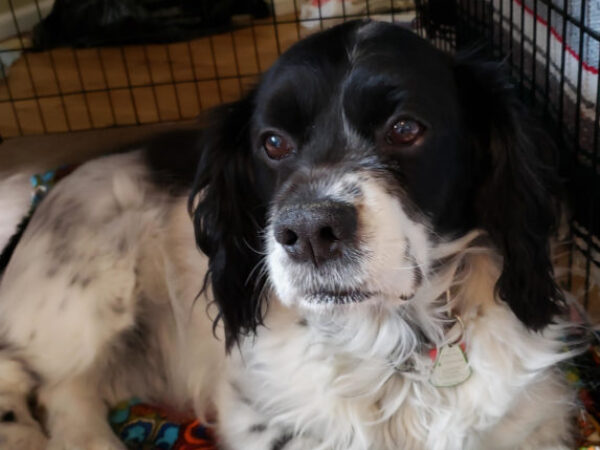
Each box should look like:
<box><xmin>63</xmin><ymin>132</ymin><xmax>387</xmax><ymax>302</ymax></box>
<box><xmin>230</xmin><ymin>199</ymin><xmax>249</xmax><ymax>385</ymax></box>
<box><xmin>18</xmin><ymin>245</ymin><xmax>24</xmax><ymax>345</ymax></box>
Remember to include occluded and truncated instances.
<box><xmin>393</xmin><ymin>314</ymin><xmax>467</xmax><ymax>369</ymax></box>
<box><xmin>394</xmin><ymin>291</ymin><xmax>472</xmax><ymax>387</ymax></box>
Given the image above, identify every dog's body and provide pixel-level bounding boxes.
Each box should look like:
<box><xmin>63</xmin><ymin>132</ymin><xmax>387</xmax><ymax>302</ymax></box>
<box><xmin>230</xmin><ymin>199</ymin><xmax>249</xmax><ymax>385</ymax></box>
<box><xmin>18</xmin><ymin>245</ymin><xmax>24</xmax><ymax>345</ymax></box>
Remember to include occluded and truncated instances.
<box><xmin>0</xmin><ymin>21</ymin><xmax>576</xmax><ymax>449</ymax></box>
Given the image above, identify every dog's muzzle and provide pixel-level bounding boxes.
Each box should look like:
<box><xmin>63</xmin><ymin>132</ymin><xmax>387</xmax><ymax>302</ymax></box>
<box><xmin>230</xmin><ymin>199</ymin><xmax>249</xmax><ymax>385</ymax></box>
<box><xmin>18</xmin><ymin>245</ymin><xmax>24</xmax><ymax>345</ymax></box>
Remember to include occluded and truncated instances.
<box><xmin>273</xmin><ymin>200</ymin><xmax>357</xmax><ymax>266</ymax></box>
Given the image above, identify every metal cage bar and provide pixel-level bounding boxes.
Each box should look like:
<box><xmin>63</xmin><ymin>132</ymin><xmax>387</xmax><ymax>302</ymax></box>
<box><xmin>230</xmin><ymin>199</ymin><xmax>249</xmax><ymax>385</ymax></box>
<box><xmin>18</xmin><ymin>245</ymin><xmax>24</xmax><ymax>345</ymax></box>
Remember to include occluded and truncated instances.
<box><xmin>416</xmin><ymin>0</ymin><xmax>600</xmax><ymax>318</ymax></box>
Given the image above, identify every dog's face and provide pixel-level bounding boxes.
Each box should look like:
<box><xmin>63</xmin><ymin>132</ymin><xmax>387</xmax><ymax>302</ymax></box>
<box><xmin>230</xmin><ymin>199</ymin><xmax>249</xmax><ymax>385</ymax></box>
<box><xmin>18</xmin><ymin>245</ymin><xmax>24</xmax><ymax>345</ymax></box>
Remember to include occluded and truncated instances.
<box><xmin>253</xmin><ymin>22</ymin><xmax>469</xmax><ymax>309</ymax></box>
<box><xmin>191</xmin><ymin>20</ymin><xmax>564</xmax><ymax>346</ymax></box>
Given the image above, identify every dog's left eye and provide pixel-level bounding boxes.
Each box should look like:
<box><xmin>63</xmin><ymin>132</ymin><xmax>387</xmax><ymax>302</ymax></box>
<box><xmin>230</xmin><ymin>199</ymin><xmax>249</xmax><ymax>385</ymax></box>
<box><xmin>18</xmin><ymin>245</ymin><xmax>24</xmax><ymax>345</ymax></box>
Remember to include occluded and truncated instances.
<box><xmin>385</xmin><ymin>118</ymin><xmax>424</xmax><ymax>146</ymax></box>
<box><xmin>263</xmin><ymin>133</ymin><xmax>294</xmax><ymax>160</ymax></box>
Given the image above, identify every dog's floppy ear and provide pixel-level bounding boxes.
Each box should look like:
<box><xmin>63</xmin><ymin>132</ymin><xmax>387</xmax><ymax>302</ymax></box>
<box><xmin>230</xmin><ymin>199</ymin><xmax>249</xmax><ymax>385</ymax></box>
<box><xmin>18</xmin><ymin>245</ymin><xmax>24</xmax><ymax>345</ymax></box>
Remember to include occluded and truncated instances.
<box><xmin>189</xmin><ymin>92</ymin><xmax>268</xmax><ymax>349</ymax></box>
<box><xmin>454</xmin><ymin>56</ymin><xmax>565</xmax><ymax>329</ymax></box>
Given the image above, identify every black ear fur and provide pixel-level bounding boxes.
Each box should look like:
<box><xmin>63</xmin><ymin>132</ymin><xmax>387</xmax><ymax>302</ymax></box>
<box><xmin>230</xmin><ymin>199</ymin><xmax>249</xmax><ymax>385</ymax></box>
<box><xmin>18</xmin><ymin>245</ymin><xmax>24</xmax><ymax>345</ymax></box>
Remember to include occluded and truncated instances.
<box><xmin>189</xmin><ymin>93</ymin><xmax>268</xmax><ymax>349</ymax></box>
<box><xmin>455</xmin><ymin>56</ymin><xmax>565</xmax><ymax>329</ymax></box>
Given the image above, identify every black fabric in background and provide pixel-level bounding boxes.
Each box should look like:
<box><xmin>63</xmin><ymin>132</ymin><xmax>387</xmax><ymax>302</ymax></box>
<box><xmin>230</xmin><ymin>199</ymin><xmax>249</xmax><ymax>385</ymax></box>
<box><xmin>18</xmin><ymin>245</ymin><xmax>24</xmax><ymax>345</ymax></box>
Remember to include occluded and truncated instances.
<box><xmin>32</xmin><ymin>0</ymin><xmax>270</xmax><ymax>49</ymax></box>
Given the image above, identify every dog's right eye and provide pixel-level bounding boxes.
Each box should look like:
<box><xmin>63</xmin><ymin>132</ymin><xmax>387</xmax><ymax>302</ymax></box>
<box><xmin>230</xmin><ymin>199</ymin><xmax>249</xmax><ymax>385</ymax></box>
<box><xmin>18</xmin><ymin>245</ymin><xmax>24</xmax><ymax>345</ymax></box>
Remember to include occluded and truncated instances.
<box><xmin>263</xmin><ymin>133</ymin><xmax>294</xmax><ymax>160</ymax></box>
<box><xmin>385</xmin><ymin>118</ymin><xmax>424</xmax><ymax>146</ymax></box>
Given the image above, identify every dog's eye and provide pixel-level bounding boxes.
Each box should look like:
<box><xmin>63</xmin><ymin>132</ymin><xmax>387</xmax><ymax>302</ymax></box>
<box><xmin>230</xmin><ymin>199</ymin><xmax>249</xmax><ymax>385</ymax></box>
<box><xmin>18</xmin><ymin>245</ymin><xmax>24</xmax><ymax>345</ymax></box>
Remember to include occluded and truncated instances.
<box><xmin>263</xmin><ymin>133</ymin><xmax>294</xmax><ymax>160</ymax></box>
<box><xmin>385</xmin><ymin>119</ymin><xmax>424</xmax><ymax>146</ymax></box>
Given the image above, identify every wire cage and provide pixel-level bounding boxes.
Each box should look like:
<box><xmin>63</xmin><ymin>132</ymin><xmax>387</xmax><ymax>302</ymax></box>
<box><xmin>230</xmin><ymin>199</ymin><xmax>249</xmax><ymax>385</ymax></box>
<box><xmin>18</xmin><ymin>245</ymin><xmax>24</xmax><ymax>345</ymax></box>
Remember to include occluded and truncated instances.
<box><xmin>0</xmin><ymin>0</ymin><xmax>597</xmax><ymax>322</ymax></box>
<box><xmin>0</xmin><ymin>0</ymin><xmax>414</xmax><ymax>139</ymax></box>
<box><xmin>415</xmin><ymin>0</ymin><xmax>600</xmax><ymax>322</ymax></box>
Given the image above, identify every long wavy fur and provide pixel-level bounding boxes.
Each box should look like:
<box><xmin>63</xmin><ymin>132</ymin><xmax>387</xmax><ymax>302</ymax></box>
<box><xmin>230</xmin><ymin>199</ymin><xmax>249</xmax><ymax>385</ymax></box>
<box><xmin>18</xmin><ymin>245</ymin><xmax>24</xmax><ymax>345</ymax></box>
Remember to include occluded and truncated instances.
<box><xmin>454</xmin><ymin>56</ymin><xmax>565</xmax><ymax>329</ymax></box>
<box><xmin>188</xmin><ymin>94</ymin><xmax>270</xmax><ymax>349</ymax></box>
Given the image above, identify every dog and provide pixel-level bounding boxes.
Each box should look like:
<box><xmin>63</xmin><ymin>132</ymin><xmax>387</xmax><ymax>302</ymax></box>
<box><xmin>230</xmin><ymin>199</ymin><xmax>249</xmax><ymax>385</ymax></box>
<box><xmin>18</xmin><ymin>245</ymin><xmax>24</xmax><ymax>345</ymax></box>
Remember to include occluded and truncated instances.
<box><xmin>0</xmin><ymin>20</ymin><xmax>577</xmax><ymax>449</ymax></box>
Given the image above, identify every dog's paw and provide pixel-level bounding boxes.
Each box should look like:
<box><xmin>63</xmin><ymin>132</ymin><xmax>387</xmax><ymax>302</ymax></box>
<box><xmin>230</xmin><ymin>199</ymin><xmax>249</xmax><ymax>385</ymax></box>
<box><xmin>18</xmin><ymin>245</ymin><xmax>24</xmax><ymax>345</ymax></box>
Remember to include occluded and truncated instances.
<box><xmin>46</xmin><ymin>431</ymin><xmax>127</xmax><ymax>450</ymax></box>
<box><xmin>0</xmin><ymin>410</ymin><xmax>47</xmax><ymax>450</ymax></box>
<box><xmin>0</xmin><ymin>393</ymin><xmax>48</xmax><ymax>449</ymax></box>
<box><xmin>0</xmin><ymin>421</ymin><xmax>48</xmax><ymax>449</ymax></box>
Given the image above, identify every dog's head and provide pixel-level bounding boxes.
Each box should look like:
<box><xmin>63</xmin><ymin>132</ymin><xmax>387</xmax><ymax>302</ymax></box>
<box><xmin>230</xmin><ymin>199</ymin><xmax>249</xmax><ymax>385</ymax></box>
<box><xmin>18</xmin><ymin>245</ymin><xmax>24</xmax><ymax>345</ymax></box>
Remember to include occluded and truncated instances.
<box><xmin>190</xmin><ymin>20</ymin><xmax>564</xmax><ymax>347</ymax></box>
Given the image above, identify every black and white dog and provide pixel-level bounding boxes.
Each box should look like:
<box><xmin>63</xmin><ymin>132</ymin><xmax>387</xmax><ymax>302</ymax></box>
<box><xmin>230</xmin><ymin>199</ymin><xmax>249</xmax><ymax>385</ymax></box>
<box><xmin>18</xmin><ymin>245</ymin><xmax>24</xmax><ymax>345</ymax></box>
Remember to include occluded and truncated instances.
<box><xmin>0</xmin><ymin>20</ymin><xmax>576</xmax><ymax>449</ymax></box>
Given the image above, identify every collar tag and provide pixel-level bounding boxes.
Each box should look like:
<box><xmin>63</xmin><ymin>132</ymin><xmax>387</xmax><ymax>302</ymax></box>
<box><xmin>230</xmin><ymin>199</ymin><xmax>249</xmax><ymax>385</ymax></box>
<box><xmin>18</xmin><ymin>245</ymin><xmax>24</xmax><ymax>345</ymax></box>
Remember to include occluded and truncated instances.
<box><xmin>429</xmin><ymin>343</ymin><xmax>472</xmax><ymax>388</ymax></box>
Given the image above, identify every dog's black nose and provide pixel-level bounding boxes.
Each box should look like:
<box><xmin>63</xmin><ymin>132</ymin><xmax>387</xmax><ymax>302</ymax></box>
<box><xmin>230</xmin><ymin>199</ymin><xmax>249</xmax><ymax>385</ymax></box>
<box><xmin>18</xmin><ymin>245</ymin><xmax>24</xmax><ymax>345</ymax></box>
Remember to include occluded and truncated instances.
<box><xmin>274</xmin><ymin>201</ymin><xmax>357</xmax><ymax>265</ymax></box>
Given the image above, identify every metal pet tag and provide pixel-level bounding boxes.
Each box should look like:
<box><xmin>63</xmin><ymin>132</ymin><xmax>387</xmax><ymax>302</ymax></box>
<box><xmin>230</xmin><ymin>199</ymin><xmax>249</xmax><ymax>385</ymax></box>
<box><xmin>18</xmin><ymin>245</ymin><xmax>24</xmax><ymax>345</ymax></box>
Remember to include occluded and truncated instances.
<box><xmin>429</xmin><ymin>343</ymin><xmax>472</xmax><ymax>388</ymax></box>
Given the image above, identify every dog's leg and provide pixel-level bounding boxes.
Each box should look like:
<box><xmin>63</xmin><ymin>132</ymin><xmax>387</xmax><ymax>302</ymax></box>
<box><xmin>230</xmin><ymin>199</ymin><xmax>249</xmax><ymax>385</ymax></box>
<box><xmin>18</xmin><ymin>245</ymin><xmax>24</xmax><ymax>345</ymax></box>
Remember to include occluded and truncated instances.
<box><xmin>0</xmin><ymin>153</ymin><xmax>160</xmax><ymax>448</ymax></box>
<box><xmin>42</xmin><ymin>376</ymin><xmax>126</xmax><ymax>450</ymax></box>
<box><xmin>0</xmin><ymin>245</ymin><xmax>139</xmax><ymax>448</ymax></box>
<box><xmin>0</xmin><ymin>358</ymin><xmax>48</xmax><ymax>449</ymax></box>
<box><xmin>0</xmin><ymin>394</ymin><xmax>47</xmax><ymax>449</ymax></box>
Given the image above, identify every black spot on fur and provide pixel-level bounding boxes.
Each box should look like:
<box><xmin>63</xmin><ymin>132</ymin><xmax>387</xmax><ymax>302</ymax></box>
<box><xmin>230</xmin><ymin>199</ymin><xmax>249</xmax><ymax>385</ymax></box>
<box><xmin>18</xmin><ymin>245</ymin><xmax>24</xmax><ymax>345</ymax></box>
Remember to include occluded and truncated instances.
<box><xmin>52</xmin><ymin>216</ymin><xmax>66</xmax><ymax>235</ymax></box>
<box><xmin>51</xmin><ymin>244</ymin><xmax>73</xmax><ymax>266</ymax></box>
<box><xmin>12</xmin><ymin>357</ymin><xmax>42</xmax><ymax>388</ymax></box>
<box><xmin>80</xmin><ymin>276</ymin><xmax>91</xmax><ymax>288</ymax></box>
<box><xmin>410</xmin><ymin>256</ymin><xmax>423</xmax><ymax>290</ymax></box>
<box><xmin>70</xmin><ymin>273</ymin><xmax>91</xmax><ymax>288</ymax></box>
<box><xmin>27</xmin><ymin>394</ymin><xmax>46</xmax><ymax>430</ymax></box>
<box><xmin>297</xmin><ymin>318</ymin><xmax>308</xmax><ymax>327</ymax></box>
<box><xmin>271</xmin><ymin>433</ymin><xmax>293</xmax><ymax>450</ymax></box>
<box><xmin>105</xmin><ymin>300</ymin><xmax>170</xmax><ymax>397</ymax></box>
<box><xmin>413</xmin><ymin>264</ymin><xmax>423</xmax><ymax>288</ymax></box>
<box><xmin>0</xmin><ymin>340</ymin><xmax>13</xmax><ymax>352</ymax></box>
<box><xmin>118</xmin><ymin>238</ymin><xmax>127</xmax><ymax>254</ymax></box>
<box><xmin>404</xmin><ymin>242</ymin><xmax>423</xmax><ymax>291</ymax></box>
<box><xmin>1</xmin><ymin>411</ymin><xmax>16</xmax><ymax>423</ymax></box>
<box><xmin>249</xmin><ymin>423</ymin><xmax>267</xmax><ymax>433</ymax></box>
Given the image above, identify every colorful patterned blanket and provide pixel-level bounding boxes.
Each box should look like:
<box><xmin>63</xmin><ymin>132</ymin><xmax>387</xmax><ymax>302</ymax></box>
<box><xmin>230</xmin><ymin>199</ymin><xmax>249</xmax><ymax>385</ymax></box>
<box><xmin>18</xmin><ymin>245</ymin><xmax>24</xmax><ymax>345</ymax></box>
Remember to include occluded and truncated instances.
<box><xmin>109</xmin><ymin>400</ymin><xmax>215</xmax><ymax>450</ymax></box>
<box><xmin>570</xmin><ymin>336</ymin><xmax>600</xmax><ymax>449</ymax></box>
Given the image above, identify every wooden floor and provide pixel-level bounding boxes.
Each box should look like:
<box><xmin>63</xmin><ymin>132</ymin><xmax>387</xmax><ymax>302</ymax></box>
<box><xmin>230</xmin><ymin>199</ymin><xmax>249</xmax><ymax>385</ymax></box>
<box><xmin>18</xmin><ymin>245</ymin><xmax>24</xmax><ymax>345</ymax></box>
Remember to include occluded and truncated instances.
<box><xmin>0</xmin><ymin>17</ymin><xmax>318</xmax><ymax>138</ymax></box>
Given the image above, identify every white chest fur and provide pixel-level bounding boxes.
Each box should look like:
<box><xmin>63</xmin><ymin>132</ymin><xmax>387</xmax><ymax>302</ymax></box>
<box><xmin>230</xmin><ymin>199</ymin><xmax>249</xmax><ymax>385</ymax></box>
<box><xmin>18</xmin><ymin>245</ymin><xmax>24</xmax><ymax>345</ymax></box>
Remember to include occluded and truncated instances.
<box><xmin>215</xmin><ymin>257</ymin><xmax>574</xmax><ymax>450</ymax></box>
